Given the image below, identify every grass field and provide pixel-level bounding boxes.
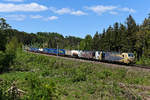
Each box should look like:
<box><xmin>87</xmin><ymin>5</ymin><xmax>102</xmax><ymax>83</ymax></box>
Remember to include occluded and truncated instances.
<box><xmin>0</xmin><ymin>50</ymin><xmax>150</xmax><ymax>100</ymax></box>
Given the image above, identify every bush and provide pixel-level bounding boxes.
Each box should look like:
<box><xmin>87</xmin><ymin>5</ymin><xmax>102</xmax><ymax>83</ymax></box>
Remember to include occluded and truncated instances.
<box><xmin>25</xmin><ymin>74</ymin><xmax>60</xmax><ymax>100</ymax></box>
<box><xmin>0</xmin><ymin>51</ymin><xmax>14</xmax><ymax>72</ymax></box>
<box><xmin>5</xmin><ymin>37</ymin><xmax>19</xmax><ymax>55</ymax></box>
<box><xmin>0</xmin><ymin>37</ymin><xmax>20</xmax><ymax>73</ymax></box>
<box><xmin>136</xmin><ymin>56</ymin><xmax>150</xmax><ymax>66</ymax></box>
<box><xmin>0</xmin><ymin>36</ymin><xmax>23</xmax><ymax>73</ymax></box>
<box><xmin>0</xmin><ymin>51</ymin><xmax>7</xmax><ymax>72</ymax></box>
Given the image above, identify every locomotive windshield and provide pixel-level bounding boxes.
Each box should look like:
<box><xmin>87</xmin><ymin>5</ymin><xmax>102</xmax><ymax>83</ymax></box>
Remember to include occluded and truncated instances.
<box><xmin>128</xmin><ymin>53</ymin><xmax>134</xmax><ymax>57</ymax></box>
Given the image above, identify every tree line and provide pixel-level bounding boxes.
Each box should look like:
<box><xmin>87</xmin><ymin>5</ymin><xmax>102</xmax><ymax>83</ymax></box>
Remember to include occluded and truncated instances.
<box><xmin>0</xmin><ymin>14</ymin><xmax>150</xmax><ymax>62</ymax></box>
<box><xmin>80</xmin><ymin>15</ymin><xmax>150</xmax><ymax>60</ymax></box>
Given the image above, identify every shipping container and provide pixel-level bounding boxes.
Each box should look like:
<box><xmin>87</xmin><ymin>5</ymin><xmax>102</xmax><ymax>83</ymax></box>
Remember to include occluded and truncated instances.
<box><xmin>30</xmin><ymin>47</ymin><xmax>39</xmax><ymax>52</ymax></box>
<box><xmin>78</xmin><ymin>51</ymin><xmax>95</xmax><ymax>59</ymax></box>
<box><xmin>43</xmin><ymin>48</ymin><xmax>65</xmax><ymax>55</ymax></box>
<box><xmin>58</xmin><ymin>49</ymin><xmax>66</xmax><ymax>55</ymax></box>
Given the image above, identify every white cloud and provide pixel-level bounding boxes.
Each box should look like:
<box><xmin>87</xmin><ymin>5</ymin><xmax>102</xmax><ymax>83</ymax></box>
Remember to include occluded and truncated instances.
<box><xmin>85</xmin><ymin>5</ymin><xmax>136</xmax><ymax>15</ymax></box>
<box><xmin>109</xmin><ymin>11</ymin><xmax>118</xmax><ymax>15</ymax></box>
<box><xmin>121</xmin><ymin>7</ymin><xmax>136</xmax><ymax>13</ymax></box>
<box><xmin>0</xmin><ymin>3</ymin><xmax>48</xmax><ymax>12</ymax></box>
<box><xmin>47</xmin><ymin>16</ymin><xmax>58</xmax><ymax>21</ymax></box>
<box><xmin>50</xmin><ymin>7</ymin><xmax>87</xmax><ymax>16</ymax></box>
<box><xmin>85</xmin><ymin>5</ymin><xmax>117</xmax><ymax>15</ymax></box>
<box><xmin>30</xmin><ymin>15</ymin><xmax>43</xmax><ymax>19</ymax></box>
<box><xmin>50</xmin><ymin>7</ymin><xmax>71</xmax><ymax>15</ymax></box>
<box><xmin>55</xmin><ymin>8</ymin><xmax>71</xmax><ymax>14</ymax></box>
<box><xmin>71</xmin><ymin>10</ymin><xmax>87</xmax><ymax>16</ymax></box>
<box><xmin>4</xmin><ymin>14</ymin><xmax>26</xmax><ymax>21</ymax></box>
<box><xmin>4</xmin><ymin>0</ymin><xmax>24</xmax><ymax>2</ymax></box>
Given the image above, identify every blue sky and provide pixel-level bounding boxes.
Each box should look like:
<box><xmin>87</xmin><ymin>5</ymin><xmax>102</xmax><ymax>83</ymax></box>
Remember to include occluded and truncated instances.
<box><xmin>0</xmin><ymin>0</ymin><xmax>150</xmax><ymax>38</ymax></box>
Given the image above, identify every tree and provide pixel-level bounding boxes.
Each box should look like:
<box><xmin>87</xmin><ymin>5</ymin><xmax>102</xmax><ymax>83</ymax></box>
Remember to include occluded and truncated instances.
<box><xmin>92</xmin><ymin>31</ymin><xmax>100</xmax><ymax>50</ymax></box>
<box><xmin>84</xmin><ymin>35</ymin><xmax>93</xmax><ymax>50</ymax></box>
<box><xmin>0</xmin><ymin>18</ymin><xmax>11</xmax><ymax>30</ymax></box>
<box><xmin>80</xmin><ymin>35</ymin><xmax>92</xmax><ymax>50</ymax></box>
<box><xmin>113</xmin><ymin>22</ymin><xmax>120</xmax><ymax>52</ymax></box>
<box><xmin>0</xmin><ymin>30</ymin><xmax>6</xmax><ymax>51</ymax></box>
<box><xmin>105</xmin><ymin>25</ymin><xmax>114</xmax><ymax>51</ymax></box>
<box><xmin>126</xmin><ymin>15</ymin><xmax>138</xmax><ymax>52</ymax></box>
<box><xmin>99</xmin><ymin>29</ymin><xmax>106</xmax><ymax>51</ymax></box>
<box><xmin>79</xmin><ymin>40</ymin><xmax>86</xmax><ymax>50</ymax></box>
<box><xmin>119</xmin><ymin>24</ymin><xmax>128</xmax><ymax>52</ymax></box>
<box><xmin>6</xmin><ymin>37</ymin><xmax>19</xmax><ymax>55</ymax></box>
<box><xmin>0</xmin><ymin>37</ymin><xmax>19</xmax><ymax>73</ymax></box>
<box><xmin>135</xmin><ymin>30</ymin><xmax>145</xmax><ymax>60</ymax></box>
<box><xmin>0</xmin><ymin>18</ymin><xmax>11</xmax><ymax>51</ymax></box>
<box><xmin>136</xmin><ymin>15</ymin><xmax>150</xmax><ymax>58</ymax></box>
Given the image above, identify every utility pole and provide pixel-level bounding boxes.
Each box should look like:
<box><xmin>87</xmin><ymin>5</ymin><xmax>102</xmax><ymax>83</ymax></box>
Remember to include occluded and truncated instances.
<box><xmin>55</xmin><ymin>37</ymin><xmax>59</xmax><ymax>56</ymax></box>
<box><xmin>57</xmin><ymin>44</ymin><xmax>58</xmax><ymax>56</ymax></box>
<box><xmin>78</xmin><ymin>42</ymin><xmax>79</xmax><ymax>51</ymax></box>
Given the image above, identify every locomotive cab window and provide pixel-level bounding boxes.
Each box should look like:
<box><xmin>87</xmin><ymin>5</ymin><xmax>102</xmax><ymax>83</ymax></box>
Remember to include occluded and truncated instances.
<box><xmin>128</xmin><ymin>53</ymin><xmax>134</xmax><ymax>57</ymax></box>
<box><xmin>128</xmin><ymin>53</ymin><xmax>134</xmax><ymax>58</ymax></box>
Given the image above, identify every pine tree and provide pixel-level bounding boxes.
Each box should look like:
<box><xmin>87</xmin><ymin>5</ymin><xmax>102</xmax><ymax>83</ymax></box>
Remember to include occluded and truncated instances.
<box><xmin>84</xmin><ymin>34</ymin><xmax>93</xmax><ymax>50</ymax></box>
<box><xmin>113</xmin><ymin>22</ymin><xmax>119</xmax><ymax>52</ymax></box>
<box><xmin>105</xmin><ymin>26</ymin><xmax>113</xmax><ymax>51</ymax></box>
<box><xmin>0</xmin><ymin>18</ymin><xmax>11</xmax><ymax>51</ymax></box>
<box><xmin>99</xmin><ymin>29</ymin><xmax>106</xmax><ymax>51</ymax></box>
<box><xmin>118</xmin><ymin>24</ymin><xmax>127</xmax><ymax>52</ymax></box>
<box><xmin>0</xmin><ymin>18</ymin><xmax>11</xmax><ymax>30</ymax></box>
<box><xmin>126</xmin><ymin>15</ymin><xmax>138</xmax><ymax>52</ymax></box>
<box><xmin>137</xmin><ymin>15</ymin><xmax>150</xmax><ymax>58</ymax></box>
<box><xmin>92</xmin><ymin>31</ymin><xmax>100</xmax><ymax>51</ymax></box>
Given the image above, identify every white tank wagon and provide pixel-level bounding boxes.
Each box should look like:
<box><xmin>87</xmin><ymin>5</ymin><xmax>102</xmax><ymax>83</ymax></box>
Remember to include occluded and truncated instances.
<box><xmin>71</xmin><ymin>50</ymin><xmax>79</xmax><ymax>57</ymax></box>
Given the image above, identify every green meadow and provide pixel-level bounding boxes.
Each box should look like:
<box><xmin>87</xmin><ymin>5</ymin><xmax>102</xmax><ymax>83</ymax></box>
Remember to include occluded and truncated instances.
<box><xmin>0</xmin><ymin>50</ymin><xmax>150</xmax><ymax>100</ymax></box>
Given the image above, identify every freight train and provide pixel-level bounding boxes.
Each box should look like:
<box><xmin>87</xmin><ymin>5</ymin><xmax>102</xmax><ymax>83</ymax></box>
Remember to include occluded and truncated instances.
<box><xmin>25</xmin><ymin>47</ymin><xmax>135</xmax><ymax>64</ymax></box>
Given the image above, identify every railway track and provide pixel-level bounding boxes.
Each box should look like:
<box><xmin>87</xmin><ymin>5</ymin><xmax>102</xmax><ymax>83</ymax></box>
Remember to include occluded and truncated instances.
<box><xmin>27</xmin><ymin>51</ymin><xmax>150</xmax><ymax>71</ymax></box>
<box><xmin>133</xmin><ymin>64</ymin><xmax>150</xmax><ymax>69</ymax></box>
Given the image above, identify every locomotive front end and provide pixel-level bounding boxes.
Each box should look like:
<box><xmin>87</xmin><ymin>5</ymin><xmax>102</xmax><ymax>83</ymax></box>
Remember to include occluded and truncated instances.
<box><xmin>121</xmin><ymin>53</ymin><xmax>135</xmax><ymax>64</ymax></box>
<box><xmin>127</xmin><ymin>53</ymin><xmax>135</xmax><ymax>64</ymax></box>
